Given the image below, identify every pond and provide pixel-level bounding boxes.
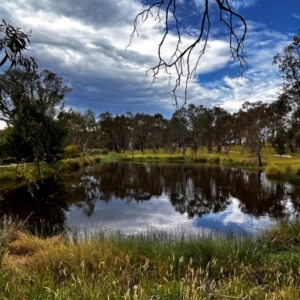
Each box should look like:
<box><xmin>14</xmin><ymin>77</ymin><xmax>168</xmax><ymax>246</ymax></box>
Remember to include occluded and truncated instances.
<box><xmin>1</xmin><ymin>163</ymin><xmax>300</xmax><ymax>236</ymax></box>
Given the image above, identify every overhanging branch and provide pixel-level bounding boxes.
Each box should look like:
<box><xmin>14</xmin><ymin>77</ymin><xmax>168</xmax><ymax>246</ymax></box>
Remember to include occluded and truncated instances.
<box><xmin>128</xmin><ymin>0</ymin><xmax>247</xmax><ymax>107</ymax></box>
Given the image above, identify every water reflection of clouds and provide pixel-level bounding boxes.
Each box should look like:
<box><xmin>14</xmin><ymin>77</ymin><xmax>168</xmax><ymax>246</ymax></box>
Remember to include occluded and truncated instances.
<box><xmin>194</xmin><ymin>198</ymin><xmax>276</xmax><ymax>234</ymax></box>
<box><xmin>68</xmin><ymin>194</ymin><xmax>275</xmax><ymax>235</ymax></box>
<box><xmin>67</xmin><ymin>194</ymin><xmax>194</xmax><ymax>233</ymax></box>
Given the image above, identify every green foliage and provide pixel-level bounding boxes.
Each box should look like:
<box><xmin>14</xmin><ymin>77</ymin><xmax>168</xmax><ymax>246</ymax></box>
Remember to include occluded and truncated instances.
<box><xmin>0</xmin><ymin>69</ymin><xmax>71</xmax><ymax>171</ymax></box>
<box><xmin>64</xmin><ymin>144</ymin><xmax>80</xmax><ymax>158</ymax></box>
<box><xmin>0</xmin><ymin>20</ymin><xmax>38</xmax><ymax>70</ymax></box>
<box><xmin>265</xmin><ymin>163</ymin><xmax>282</xmax><ymax>177</ymax></box>
<box><xmin>274</xmin><ymin>132</ymin><xmax>286</xmax><ymax>155</ymax></box>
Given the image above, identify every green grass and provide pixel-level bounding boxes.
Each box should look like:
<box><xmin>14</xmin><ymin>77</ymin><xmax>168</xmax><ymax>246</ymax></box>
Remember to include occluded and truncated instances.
<box><xmin>1</xmin><ymin>220</ymin><xmax>300</xmax><ymax>299</ymax></box>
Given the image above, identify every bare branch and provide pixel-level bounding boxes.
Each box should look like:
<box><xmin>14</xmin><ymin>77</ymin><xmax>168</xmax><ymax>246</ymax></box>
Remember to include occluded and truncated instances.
<box><xmin>129</xmin><ymin>0</ymin><xmax>247</xmax><ymax>105</ymax></box>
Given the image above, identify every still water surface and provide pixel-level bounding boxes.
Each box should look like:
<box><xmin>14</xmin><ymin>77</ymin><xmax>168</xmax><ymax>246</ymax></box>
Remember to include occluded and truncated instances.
<box><xmin>1</xmin><ymin>163</ymin><xmax>300</xmax><ymax>235</ymax></box>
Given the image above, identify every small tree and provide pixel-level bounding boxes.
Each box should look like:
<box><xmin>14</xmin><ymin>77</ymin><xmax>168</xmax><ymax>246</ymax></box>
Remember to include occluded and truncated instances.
<box><xmin>0</xmin><ymin>68</ymin><xmax>71</xmax><ymax>166</ymax></box>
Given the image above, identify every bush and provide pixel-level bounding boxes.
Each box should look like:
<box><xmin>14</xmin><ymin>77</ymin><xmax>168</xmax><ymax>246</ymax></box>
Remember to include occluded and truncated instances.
<box><xmin>64</xmin><ymin>145</ymin><xmax>80</xmax><ymax>158</ymax></box>
<box><xmin>265</xmin><ymin>164</ymin><xmax>282</xmax><ymax>177</ymax></box>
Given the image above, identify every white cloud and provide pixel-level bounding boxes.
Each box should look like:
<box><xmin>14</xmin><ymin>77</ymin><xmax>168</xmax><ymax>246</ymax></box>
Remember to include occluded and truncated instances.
<box><xmin>228</xmin><ymin>0</ymin><xmax>259</xmax><ymax>10</ymax></box>
<box><xmin>292</xmin><ymin>14</ymin><xmax>300</xmax><ymax>21</ymax></box>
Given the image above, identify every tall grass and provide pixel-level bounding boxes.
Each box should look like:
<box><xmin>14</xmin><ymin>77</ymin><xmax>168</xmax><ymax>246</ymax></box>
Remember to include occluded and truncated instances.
<box><xmin>1</xmin><ymin>220</ymin><xmax>300</xmax><ymax>299</ymax></box>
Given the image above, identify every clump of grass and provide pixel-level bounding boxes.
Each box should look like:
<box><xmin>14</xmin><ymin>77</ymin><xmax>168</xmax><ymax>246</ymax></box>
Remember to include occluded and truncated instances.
<box><xmin>261</xmin><ymin>219</ymin><xmax>300</xmax><ymax>250</ymax></box>
<box><xmin>240</xmin><ymin>158</ymin><xmax>257</xmax><ymax>166</ymax></box>
<box><xmin>0</xmin><ymin>168</ymin><xmax>19</xmax><ymax>181</ymax></box>
<box><xmin>265</xmin><ymin>163</ymin><xmax>283</xmax><ymax>177</ymax></box>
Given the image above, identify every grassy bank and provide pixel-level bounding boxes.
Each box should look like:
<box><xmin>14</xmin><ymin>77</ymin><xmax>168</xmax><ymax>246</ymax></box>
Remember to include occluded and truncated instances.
<box><xmin>1</xmin><ymin>220</ymin><xmax>300</xmax><ymax>299</ymax></box>
<box><xmin>0</xmin><ymin>155</ymin><xmax>103</xmax><ymax>184</ymax></box>
<box><xmin>1</xmin><ymin>145</ymin><xmax>300</xmax><ymax>183</ymax></box>
<box><xmin>108</xmin><ymin>146</ymin><xmax>300</xmax><ymax>181</ymax></box>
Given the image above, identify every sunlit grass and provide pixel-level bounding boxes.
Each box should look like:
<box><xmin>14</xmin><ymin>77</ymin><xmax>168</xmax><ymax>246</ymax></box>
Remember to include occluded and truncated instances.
<box><xmin>1</xmin><ymin>220</ymin><xmax>300</xmax><ymax>299</ymax></box>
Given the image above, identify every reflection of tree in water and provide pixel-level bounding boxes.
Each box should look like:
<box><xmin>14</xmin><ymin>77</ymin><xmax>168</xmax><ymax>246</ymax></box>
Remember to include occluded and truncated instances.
<box><xmin>61</xmin><ymin>163</ymin><xmax>165</xmax><ymax>217</ymax></box>
<box><xmin>61</xmin><ymin>163</ymin><xmax>300</xmax><ymax>220</ymax></box>
<box><xmin>62</xmin><ymin>173</ymin><xmax>101</xmax><ymax>217</ymax></box>
<box><xmin>2</xmin><ymin>163</ymin><xmax>300</xmax><ymax>228</ymax></box>
<box><xmin>167</xmin><ymin>165</ymin><xmax>232</xmax><ymax>218</ymax></box>
<box><xmin>230</xmin><ymin>170</ymin><xmax>287</xmax><ymax>218</ymax></box>
<box><xmin>0</xmin><ymin>180</ymin><xmax>68</xmax><ymax>236</ymax></box>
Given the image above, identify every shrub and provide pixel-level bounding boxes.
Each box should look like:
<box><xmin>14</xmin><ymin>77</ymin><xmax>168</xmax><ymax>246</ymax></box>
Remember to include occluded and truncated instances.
<box><xmin>64</xmin><ymin>145</ymin><xmax>80</xmax><ymax>158</ymax></box>
<box><xmin>265</xmin><ymin>164</ymin><xmax>282</xmax><ymax>177</ymax></box>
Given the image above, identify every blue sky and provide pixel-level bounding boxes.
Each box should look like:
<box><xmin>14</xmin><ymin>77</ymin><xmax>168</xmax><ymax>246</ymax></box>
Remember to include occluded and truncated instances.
<box><xmin>0</xmin><ymin>0</ymin><xmax>299</xmax><ymax>126</ymax></box>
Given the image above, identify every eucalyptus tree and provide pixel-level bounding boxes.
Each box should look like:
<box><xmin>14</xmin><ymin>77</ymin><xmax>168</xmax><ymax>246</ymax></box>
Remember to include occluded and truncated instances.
<box><xmin>169</xmin><ymin>107</ymin><xmax>191</xmax><ymax>159</ymax></box>
<box><xmin>186</xmin><ymin>104</ymin><xmax>202</xmax><ymax>155</ymax></box>
<box><xmin>211</xmin><ymin>107</ymin><xmax>233</xmax><ymax>153</ymax></box>
<box><xmin>98</xmin><ymin>112</ymin><xmax>131</xmax><ymax>153</ymax></box>
<box><xmin>0</xmin><ymin>68</ymin><xmax>71</xmax><ymax>164</ymax></box>
<box><xmin>273</xmin><ymin>29</ymin><xmax>300</xmax><ymax>108</ymax></box>
<box><xmin>266</xmin><ymin>96</ymin><xmax>290</xmax><ymax>145</ymax></box>
<box><xmin>273</xmin><ymin>30</ymin><xmax>300</xmax><ymax>153</ymax></box>
<box><xmin>147</xmin><ymin>113</ymin><xmax>168</xmax><ymax>153</ymax></box>
<box><xmin>133</xmin><ymin>113</ymin><xmax>152</xmax><ymax>154</ymax></box>
<box><xmin>285</xmin><ymin>108</ymin><xmax>300</xmax><ymax>153</ymax></box>
<box><xmin>62</xmin><ymin>108</ymin><xmax>100</xmax><ymax>151</ymax></box>
<box><xmin>238</xmin><ymin>101</ymin><xmax>269</xmax><ymax>166</ymax></box>
<box><xmin>200</xmin><ymin>107</ymin><xmax>215</xmax><ymax>153</ymax></box>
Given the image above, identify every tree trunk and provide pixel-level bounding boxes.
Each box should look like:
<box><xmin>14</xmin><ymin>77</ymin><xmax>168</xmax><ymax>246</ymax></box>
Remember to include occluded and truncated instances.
<box><xmin>256</xmin><ymin>151</ymin><xmax>262</xmax><ymax>167</ymax></box>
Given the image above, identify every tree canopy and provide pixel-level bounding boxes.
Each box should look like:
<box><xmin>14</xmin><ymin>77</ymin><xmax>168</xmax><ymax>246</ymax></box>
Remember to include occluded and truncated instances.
<box><xmin>273</xmin><ymin>29</ymin><xmax>300</xmax><ymax>107</ymax></box>
<box><xmin>0</xmin><ymin>68</ymin><xmax>71</xmax><ymax>164</ymax></box>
